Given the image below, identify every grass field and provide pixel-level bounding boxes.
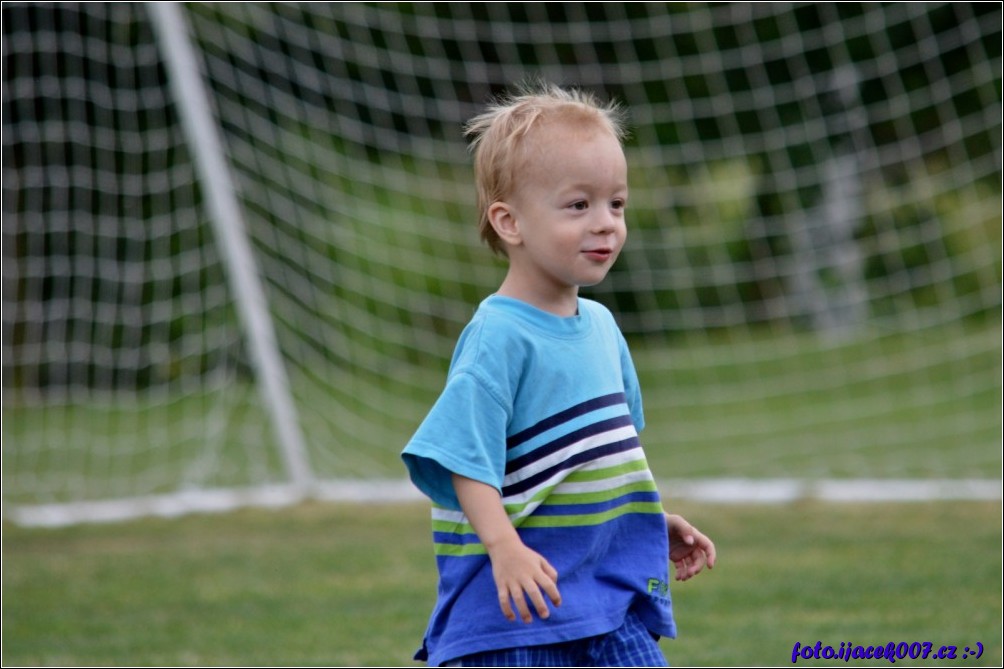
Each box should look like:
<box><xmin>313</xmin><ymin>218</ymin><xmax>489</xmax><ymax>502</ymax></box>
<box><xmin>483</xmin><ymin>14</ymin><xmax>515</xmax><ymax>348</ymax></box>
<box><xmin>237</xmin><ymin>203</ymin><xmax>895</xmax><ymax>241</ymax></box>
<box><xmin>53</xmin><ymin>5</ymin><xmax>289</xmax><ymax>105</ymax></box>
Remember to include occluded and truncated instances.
<box><xmin>3</xmin><ymin>319</ymin><xmax>999</xmax><ymax>664</ymax></box>
<box><xmin>3</xmin><ymin>500</ymin><xmax>1000</xmax><ymax>666</ymax></box>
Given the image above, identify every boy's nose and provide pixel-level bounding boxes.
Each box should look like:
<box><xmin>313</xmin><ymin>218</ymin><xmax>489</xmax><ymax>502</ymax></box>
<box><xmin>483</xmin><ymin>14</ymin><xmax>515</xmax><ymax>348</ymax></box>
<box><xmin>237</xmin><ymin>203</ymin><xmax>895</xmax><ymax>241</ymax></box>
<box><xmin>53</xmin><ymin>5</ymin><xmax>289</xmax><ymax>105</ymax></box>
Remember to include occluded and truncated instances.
<box><xmin>591</xmin><ymin>210</ymin><xmax>620</xmax><ymax>234</ymax></box>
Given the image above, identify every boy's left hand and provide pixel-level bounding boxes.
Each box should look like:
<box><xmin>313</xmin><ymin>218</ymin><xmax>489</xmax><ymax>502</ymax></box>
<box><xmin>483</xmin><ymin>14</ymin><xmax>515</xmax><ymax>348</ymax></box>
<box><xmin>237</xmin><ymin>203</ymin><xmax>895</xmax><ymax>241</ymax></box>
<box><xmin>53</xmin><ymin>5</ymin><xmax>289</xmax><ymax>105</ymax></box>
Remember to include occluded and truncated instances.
<box><xmin>665</xmin><ymin>512</ymin><xmax>716</xmax><ymax>581</ymax></box>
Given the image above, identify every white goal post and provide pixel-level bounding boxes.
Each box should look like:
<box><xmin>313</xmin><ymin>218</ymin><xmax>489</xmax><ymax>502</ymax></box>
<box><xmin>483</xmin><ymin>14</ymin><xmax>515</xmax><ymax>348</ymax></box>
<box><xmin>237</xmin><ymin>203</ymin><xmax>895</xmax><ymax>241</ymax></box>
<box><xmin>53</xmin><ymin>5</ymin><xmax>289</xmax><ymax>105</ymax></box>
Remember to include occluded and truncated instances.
<box><xmin>147</xmin><ymin>2</ymin><xmax>313</xmax><ymax>493</ymax></box>
<box><xmin>3</xmin><ymin>3</ymin><xmax>1000</xmax><ymax>525</ymax></box>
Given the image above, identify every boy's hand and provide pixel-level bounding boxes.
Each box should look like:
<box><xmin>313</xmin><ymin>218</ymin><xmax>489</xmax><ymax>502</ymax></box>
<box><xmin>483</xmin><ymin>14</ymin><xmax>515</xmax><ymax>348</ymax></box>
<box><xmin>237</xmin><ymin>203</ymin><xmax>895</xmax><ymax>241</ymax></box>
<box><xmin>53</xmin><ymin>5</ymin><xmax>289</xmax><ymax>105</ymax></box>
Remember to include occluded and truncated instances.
<box><xmin>485</xmin><ymin>536</ymin><xmax>562</xmax><ymax>623</ymax></box>
<box><xmin>665</xmin><ymin>512</ymin><xmax>716</xmax><ymax>581</ymax></box>
<box><xmin>451</xmin><ymin>473</ymin><xmax>561</xmax><ymax>623</ymax></box>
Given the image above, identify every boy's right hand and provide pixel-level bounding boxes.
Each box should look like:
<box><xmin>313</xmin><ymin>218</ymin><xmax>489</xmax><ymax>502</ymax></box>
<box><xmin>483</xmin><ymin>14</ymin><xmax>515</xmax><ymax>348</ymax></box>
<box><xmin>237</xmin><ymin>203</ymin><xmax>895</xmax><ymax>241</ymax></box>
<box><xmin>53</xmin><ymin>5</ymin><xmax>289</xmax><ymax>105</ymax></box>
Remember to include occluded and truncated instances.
<box><xmin>451</xmin><ymin>473</ymin><xmax>562</xmax><ymax>623</ymax></box>
<box><xmin>485</xmin><ymin>536</ymin><xmax>562</xmax><ymax>623</ymax></box>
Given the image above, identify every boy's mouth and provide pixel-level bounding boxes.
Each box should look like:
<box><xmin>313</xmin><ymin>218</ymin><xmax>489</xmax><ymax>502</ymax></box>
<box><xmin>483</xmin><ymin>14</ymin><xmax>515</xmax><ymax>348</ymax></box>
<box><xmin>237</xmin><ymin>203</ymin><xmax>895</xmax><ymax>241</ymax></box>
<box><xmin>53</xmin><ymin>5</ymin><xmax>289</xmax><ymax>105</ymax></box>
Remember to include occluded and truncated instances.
<box><xmin>582</xmin><ymin>248</ymin><xmax>613</xmax><ymax>262</ymax></box>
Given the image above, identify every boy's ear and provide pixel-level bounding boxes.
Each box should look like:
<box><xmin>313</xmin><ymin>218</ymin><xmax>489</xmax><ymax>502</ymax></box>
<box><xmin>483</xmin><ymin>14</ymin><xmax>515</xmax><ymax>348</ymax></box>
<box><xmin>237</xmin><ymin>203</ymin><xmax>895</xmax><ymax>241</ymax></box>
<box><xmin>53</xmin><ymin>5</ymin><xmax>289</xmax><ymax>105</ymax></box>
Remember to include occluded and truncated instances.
<box><xmin>487</xmin><ymin>201</ymin><xmax>522</xmax><ymax>248</ymax></box>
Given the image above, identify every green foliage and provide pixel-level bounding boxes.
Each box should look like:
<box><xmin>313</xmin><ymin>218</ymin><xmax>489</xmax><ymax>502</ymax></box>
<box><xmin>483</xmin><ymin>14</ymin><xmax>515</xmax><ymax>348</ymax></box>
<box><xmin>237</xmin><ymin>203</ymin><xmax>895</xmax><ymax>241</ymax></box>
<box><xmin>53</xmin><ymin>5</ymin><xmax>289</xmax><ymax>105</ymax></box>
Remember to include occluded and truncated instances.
<box><xmin>861</xmin><ymin>166</ymin><xmax>1002</xmax><ymax>321</ymax></box>
<box><xmin>5</xmin><ymin>2</ymin><xmax>1000</xmax><ymax>392</ymax></box>
<box><xmin>607</xmin><ymin>153</ymin><xmax>1001</xmax><ymax>334</ymax></box>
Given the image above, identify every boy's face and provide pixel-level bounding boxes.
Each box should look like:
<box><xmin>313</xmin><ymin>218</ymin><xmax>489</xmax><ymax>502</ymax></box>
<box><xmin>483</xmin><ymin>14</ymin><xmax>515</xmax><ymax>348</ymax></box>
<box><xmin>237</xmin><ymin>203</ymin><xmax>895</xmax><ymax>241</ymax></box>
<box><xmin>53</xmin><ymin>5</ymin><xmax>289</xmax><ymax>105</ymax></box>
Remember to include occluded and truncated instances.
<box><xmin>503</xmin><ymin>122</ymin><xmax>628</xmax><ymax>298</ymax></box>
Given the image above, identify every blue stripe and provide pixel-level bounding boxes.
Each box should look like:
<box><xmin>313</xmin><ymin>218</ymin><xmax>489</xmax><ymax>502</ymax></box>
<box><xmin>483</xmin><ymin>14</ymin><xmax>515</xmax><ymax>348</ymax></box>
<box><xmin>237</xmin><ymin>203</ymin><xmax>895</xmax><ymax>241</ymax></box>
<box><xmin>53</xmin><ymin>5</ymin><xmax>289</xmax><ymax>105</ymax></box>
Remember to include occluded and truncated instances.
<box><xmin>503</xmin><ymin>436</ymin><xmax>641</xmax><ymax>497</ymax></box>
<box><xmin>529</xmin><ymin>490</ymin><xmax>662</xmax><ymax>516</ymax></box>
<box><xmin>506</xmin><ymin>392</ymin><xmax>626</xmax><ymax>450</ymax></box>
<box><xmin>506</xmin><ymin>414</ymin><xmax>634</xmax><ymax>474</ymax></box>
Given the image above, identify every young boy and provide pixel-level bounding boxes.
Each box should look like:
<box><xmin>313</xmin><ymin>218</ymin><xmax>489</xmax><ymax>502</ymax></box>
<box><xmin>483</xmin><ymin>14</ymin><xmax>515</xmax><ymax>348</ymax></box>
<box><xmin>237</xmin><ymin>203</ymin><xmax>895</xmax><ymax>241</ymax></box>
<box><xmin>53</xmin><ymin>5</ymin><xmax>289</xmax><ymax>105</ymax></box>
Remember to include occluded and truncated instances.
<box><xmin>402</xmin><ymin>82</ymin><xmax>716</xmax><ymax>667</ymax></box>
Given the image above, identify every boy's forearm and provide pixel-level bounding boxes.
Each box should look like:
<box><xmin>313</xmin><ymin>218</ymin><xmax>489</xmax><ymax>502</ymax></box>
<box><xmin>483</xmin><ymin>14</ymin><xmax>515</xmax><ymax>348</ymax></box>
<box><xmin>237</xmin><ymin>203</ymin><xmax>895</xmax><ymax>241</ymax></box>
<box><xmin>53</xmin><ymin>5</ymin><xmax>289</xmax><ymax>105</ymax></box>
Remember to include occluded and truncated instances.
<box><xmin>452</xmin><ymin>473</ymin><xmax>521</xmax><ymax>553</ymax></box>
<box><xmin>452</xmin><ymin>473</ymin><xmax>562</xmax><ymax>623</ymax></box>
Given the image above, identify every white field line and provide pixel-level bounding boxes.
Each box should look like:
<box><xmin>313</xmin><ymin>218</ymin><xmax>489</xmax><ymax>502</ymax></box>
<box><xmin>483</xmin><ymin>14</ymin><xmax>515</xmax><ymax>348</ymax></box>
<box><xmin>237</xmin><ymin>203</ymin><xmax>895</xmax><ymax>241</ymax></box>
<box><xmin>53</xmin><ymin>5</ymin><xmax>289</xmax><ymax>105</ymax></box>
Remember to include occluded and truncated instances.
<box><xmin>5</xmin><ymin>478</ymin><xmax>1000</xmax><ymax>527</ymax></box>
<box><xmin>656</xmin><ymin>478</ymin><xmax>1003</xmax><ymax>504</ymax></box>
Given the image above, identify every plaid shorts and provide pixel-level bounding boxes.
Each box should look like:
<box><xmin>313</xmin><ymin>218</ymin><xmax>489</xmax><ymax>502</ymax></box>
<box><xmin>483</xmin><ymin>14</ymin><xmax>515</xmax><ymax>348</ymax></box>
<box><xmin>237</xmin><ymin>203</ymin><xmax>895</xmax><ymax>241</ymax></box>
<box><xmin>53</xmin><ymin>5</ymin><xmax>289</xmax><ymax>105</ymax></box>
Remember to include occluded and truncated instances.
<box><xmin>442</xmin><ymin>611</ymin><xmax>669</xmax><ymax>667</ymax></box>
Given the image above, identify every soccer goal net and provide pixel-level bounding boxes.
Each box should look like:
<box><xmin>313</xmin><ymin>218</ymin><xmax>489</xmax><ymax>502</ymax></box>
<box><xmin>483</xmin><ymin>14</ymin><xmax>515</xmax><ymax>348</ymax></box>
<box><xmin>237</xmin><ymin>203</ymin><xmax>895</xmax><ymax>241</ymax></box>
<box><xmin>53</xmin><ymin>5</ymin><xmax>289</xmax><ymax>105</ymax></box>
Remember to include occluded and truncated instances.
<box><xmin>3</xmin><ymin>2</ymin><xmax>1000</xmax><ymax>524</ymax></box>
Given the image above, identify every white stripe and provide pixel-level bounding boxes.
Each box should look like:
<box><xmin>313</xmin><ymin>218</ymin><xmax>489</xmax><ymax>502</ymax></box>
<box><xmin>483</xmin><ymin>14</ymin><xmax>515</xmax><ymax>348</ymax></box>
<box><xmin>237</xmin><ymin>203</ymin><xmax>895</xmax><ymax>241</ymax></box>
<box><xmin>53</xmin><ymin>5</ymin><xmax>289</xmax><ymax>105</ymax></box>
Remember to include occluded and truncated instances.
<box><xmin>506</xmin><ymin>462</ymin><xmax>657</xmax><ymax>525</ymax></box>
<box><xmin>502</xmin><ymin>424</ymin><xmax>638</xmax><ymax>487</ymax></box>
<box><xmin>504</xmin><ymin>450</ymin><xmax>651</xmax><ymax>506</ymax></box>
<box><xmin>552</xmin><ymin>467</ymin><xmax>655</xmax><ymax>495</ymax></box>
<box><xmin>502</xmin><ymin>448</ymin><xmax>647</xmax><ymax>507</ymax></box>
<box><xmin>430</xmin><ymin>455</ymin><xmax>655</xmax><ymax>526</ymax></box>
<box><xmin>431</xmin><ymin>506</ymin><xmax>467</xmax><ymax>523</ymax></box>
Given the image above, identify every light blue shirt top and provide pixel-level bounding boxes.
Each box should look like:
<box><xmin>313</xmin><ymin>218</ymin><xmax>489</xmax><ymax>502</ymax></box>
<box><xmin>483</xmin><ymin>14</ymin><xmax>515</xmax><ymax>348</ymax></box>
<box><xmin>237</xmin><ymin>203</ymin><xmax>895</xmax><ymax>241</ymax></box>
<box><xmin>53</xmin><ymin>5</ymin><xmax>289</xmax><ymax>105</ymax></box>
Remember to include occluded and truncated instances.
<box><xmin>402</xmin><ymin>295</ymin><xmax>676</xmax><ymax>665</ymax></box>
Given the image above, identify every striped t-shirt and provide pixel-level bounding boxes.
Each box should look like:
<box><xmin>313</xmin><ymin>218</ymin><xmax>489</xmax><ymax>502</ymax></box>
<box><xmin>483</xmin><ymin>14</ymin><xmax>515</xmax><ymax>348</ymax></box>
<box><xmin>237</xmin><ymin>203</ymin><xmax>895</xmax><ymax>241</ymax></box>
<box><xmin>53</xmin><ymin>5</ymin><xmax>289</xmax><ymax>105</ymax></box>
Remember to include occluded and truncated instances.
<box><xmin>402</xmin><ymin>295</ymin><xmax>676</xmax><ymax>666</ymax></box>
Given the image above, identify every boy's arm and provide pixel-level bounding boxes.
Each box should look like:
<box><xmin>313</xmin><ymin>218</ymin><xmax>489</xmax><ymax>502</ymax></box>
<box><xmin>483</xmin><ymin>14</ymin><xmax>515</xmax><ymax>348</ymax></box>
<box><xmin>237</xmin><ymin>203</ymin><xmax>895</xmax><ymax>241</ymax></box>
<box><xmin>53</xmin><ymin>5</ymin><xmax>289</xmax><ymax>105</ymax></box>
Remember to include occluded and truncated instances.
<box><xmin>452</xmin><ymin>473</ymin><xmax>562</xmax><ymax>623</ymax></box>
<box><xmin>665</xmin><ymin>512</ymin><xmax>717</xmax><ymax>581</ymax></box>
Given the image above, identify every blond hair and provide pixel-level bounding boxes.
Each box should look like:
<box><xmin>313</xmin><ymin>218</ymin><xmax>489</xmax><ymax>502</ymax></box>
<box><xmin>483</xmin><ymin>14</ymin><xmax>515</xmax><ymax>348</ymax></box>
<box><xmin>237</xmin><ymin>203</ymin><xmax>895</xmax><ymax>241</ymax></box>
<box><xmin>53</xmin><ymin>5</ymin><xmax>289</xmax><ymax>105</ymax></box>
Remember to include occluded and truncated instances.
<box><xmin>464</xmin><ymin>81</ymin><xmax>627</xmax><ymax>255</ymax></box>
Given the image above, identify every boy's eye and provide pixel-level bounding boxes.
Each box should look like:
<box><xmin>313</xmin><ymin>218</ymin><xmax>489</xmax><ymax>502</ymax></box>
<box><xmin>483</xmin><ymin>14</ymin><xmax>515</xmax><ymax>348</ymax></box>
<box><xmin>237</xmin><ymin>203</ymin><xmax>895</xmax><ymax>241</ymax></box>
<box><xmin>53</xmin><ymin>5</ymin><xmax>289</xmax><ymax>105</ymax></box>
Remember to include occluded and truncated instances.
<box><xmin>570</xmin><ymin>201</ymin><xmax>588</xmax><ymax>211</ymax></box>
<box><xmin>611</xmin><ymin>199</ymin><xmax>626</xmax><ymax>210</ymax></box>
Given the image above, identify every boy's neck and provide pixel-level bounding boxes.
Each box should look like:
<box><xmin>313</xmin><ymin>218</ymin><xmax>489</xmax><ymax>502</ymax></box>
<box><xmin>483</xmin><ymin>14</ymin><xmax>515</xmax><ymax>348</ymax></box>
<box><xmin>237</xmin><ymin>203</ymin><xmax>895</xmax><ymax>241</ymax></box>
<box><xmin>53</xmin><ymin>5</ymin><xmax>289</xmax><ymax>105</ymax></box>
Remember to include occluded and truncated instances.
<box><xmin>495</xmin><ymin>273</ymin><xmax>579</xmax><ymax>318</ymax></box>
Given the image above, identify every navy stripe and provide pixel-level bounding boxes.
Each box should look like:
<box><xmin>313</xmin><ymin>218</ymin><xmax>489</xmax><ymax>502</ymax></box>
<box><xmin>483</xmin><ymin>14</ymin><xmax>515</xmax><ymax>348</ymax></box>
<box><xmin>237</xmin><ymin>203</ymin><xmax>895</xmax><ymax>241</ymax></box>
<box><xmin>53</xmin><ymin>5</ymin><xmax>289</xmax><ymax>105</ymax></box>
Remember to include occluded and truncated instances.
<box><xmin>506</xmin><ymin>392</ymin><xmax>627</xmax><ymax>450</ymax></box>
<box><xmin>530</xmin><ymin>490</ymin><xmax>662</xmax><ymax>516</ymax></box>
<box><xmin>503</xmin><ymin>436</ymin><xmax>641</xmax><ymax>497</ymax></box>
<box><xmin>505</xmin><ymin>414</ymin><xmax>634</xmax><ymax>474</ymax></box>
<box><xmin>432</xmin><ymin>531</ymin><xmax>481</xmax><ymax>546</ymax></box>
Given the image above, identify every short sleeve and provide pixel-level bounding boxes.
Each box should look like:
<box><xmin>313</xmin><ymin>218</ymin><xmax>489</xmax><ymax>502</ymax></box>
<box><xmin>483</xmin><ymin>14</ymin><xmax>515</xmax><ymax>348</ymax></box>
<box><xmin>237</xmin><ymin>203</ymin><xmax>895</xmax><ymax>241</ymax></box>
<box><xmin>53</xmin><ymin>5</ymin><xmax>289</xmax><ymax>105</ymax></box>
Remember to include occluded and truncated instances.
<box><xmin>618</xmin><ymin>331</ymin><xmax>646</xmax><ymax>433</ymax></box>
<box><xmin>401</xmin><ymin>370</ymin><xmax>510</xmax><ymax>509</ymax></box>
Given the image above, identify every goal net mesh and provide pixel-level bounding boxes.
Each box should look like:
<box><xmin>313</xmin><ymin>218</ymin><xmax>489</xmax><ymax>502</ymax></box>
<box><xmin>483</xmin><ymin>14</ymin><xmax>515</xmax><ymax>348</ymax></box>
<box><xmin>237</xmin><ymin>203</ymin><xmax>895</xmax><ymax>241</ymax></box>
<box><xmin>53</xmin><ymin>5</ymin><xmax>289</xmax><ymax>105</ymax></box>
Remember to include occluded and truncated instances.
<box><xmin>3</xmin><ymin>2</ymin><xmax>1000</xmax><ymax>523</ymax></box>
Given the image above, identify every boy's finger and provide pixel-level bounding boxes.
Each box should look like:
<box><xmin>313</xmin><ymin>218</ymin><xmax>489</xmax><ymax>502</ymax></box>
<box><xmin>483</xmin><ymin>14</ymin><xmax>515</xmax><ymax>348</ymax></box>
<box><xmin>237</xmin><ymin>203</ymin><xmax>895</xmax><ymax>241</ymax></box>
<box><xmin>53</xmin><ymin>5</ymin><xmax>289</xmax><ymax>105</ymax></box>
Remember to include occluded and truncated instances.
<box><xmin>704</xmin><ymin>539</ymin><xmax>717</xmax><ymax>568</ymax></box>
<box><xmin>511</xmin><ymin>586</ymin><xmax>534</xmax><ymax>623</ymax></box>
<box><xmin>543</xmin><ymin>560</ymin><xmax>559</xmax><ymax>582</ymax></box>
<box><xmin>527</xmin><ymin>586</ymin><xmax>551</xmax><ymax>620</ymax></box>
<box><xmin>498</xmin><ymin>589</ymin><xmax>516</xmax><ymax>621</ymax></box>
<box><xmin>543</xmin><ymin>579</ymin><xmax>562</xmax><ymax>607</ymax></box>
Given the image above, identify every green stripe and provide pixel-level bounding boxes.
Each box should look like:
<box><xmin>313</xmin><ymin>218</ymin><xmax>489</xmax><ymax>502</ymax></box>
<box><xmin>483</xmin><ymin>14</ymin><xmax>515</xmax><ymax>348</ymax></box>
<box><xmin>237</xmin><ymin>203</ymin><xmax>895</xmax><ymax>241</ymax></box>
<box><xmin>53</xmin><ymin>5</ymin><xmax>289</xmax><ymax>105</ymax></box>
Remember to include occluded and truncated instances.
<box><xmin>431</xmin><ymin>518</ymin><xmax>476</xmax><ymax>535</ymax></box>
<box><xmin>432</xmin><ymin>501</ymin><xmax>665</xmax><ymax>555</ymax></box>
<box><xmin>518</xmin><ymin>501</ymin><xmax>665</xmax><ymax>529</ymax></box>
<box><xmin>502</xmin><ymin>459</ymin><xmax>652</xmax><ymax>516</ymax></box>
<box><xmin>432</xmin><ymin>476</ymin><xmax>660</xmax><ymax>535</ymax></box>
<box><xmin>562</xmin><ymin>458</ymin><xmax>650</xmax><ymax>484</ymax></box>
<box><xmin>433</xmin><ymin>541</ymin><xmax>487</xmax><ymax>557</ymax></box>
<box><xmin>543</xmin><ymin>479</ymin><xmax>658</xmax><ymax>506</ymax></box>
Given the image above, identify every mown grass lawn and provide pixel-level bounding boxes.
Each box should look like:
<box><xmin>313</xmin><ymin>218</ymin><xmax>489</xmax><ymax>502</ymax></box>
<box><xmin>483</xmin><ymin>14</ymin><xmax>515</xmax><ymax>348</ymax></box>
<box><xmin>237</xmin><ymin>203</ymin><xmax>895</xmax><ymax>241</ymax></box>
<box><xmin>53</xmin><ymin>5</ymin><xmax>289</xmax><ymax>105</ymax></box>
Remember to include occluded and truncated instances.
<box><xmin>3</xmin><ymin>500</ymin><xmax>1000</xmax><ymax>666</ymax></box>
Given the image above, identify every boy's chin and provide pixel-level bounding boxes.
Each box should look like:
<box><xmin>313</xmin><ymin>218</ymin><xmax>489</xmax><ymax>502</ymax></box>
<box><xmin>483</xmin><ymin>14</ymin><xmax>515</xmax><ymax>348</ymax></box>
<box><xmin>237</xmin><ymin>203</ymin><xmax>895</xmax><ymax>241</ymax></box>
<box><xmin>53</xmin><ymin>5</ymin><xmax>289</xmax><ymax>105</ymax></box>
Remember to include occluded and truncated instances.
<box><xmin>581</xmin><ymin>266</ymin><xmax>617</xmax><ymax>286</ymax></box>
<box><xmin>577</xmin><ymin>274</ymin><xmax>611</xmax><ymax>289</ymax></box>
